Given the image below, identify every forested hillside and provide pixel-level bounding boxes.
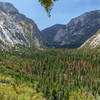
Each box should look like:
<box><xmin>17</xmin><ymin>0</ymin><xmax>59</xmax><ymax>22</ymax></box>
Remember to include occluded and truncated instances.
<box><xmin>0</xmin><ymin>45</ymin><xmax>100</xmax><ymax>100</ymax></box>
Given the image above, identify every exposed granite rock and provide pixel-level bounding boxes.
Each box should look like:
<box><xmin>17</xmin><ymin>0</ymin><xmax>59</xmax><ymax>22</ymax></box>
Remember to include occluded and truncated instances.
<box><xmin>81</xmin><ymin>30</ymin><xmax>100</xmax><ymax>48</ymax></box>
<box><xmin>41</xmin><ymin>10</ymin><xmax>100</xmax><ymax>48</ymax></box>
<box><xmin>0</xmin><ymin>2</ymin><xmax>42</xmax><ymax>50</ymax></box>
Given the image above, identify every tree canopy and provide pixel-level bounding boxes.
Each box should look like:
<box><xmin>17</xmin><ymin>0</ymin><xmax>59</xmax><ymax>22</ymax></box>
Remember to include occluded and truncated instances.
<box><xmin>38</xmin><ymin>0</ymin><xmax>57</xmax><ymax>16</ymax></box>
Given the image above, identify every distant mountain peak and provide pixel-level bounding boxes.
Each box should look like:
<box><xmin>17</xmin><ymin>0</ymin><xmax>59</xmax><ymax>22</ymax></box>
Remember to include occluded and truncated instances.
<box><xmin>0</xmin><ymin>2</ymin><xmax>18</xmax><ymax>15</ymax></box>
<box><xmin>41</xmin><ymin>10</ymin><xmax>100</xmax><ymax>48</ymax></box>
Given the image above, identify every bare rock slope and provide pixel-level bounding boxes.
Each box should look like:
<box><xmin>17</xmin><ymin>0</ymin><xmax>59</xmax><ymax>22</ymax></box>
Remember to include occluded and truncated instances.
<box><xmin>41</xmin><ymin>10</ymin><xmax>100</xmax><ymax>48</ymax></box>
<box><xmin>0</xmin><ymin>2</ymin><xmax>42</xmax><ymax>50</ymax></box>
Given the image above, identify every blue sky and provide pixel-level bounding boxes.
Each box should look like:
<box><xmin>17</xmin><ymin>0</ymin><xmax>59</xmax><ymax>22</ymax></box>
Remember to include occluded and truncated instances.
<box><xmin>0</xmin><ymin>0</ymin><xmax>100</xmax><ymax>30</ymax></box>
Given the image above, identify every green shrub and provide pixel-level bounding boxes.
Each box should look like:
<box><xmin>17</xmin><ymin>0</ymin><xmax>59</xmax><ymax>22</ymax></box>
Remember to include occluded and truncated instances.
<box><xmin>69</xmin><ymin>89</ymin><xmax>95</xmax><ymax>100</ymax></box>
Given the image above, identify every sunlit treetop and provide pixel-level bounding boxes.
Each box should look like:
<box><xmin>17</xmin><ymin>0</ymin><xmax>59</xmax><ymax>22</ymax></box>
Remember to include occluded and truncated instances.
<box><xmin>38</xmin><ymin>0</ymin><xmax>57</xmax><ymax>16</ymax></box>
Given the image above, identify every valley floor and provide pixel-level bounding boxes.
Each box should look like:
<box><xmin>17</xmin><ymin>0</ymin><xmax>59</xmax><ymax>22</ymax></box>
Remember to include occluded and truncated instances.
<box><xmin>0</xmin><ymin>46</ymin><xmax>100</xmax><ymax>100</ymax></box>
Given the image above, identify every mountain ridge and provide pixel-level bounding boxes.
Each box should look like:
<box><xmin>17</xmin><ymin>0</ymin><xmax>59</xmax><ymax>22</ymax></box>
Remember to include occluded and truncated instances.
<box><xmin>41</xmin><ymin>10</ymin><xmax>100</xmax><ymax>48</ymax></box>
<box><xmin>0</xmin><ymin>2</ymin><xmax>100</xmax><ymax>49</ymax></box>
<box><xmin>0</xmin><ymin>2</ymin><xmax>42</xmax><ymax>50</ymax></box>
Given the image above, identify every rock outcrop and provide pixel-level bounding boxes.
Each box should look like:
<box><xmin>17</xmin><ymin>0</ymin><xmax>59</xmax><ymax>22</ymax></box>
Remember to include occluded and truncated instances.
<box><xmin>41</xmin><ymin>10</ymin><xmax>100</xmax><ymax>48</ymax></box>
<box><xmin>0</xmin><ymin>2</ymin><xmax>42</xmax><ymax>50</ymax></box>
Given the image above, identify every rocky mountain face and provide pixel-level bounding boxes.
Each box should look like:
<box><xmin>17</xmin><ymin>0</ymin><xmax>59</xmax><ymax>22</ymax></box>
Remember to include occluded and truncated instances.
<box><xmin>1</xmin><ymin>2</ymin><xmax>100</xmax><ymax>50</ymax></box>
<box><xmin>0</xmin><ymin>2</ymin><xmax>42</xmax><ymax>50</ymax></box>
<box><xmin>41</xmin><ymin>10</ymin><xmax>100</xmax><ymax>48</ymax></box>
<box><xmin>81</xmin><ymin>30</ymin><xmax>100</xmax><ymax>48</ymax></box>
<box><xmin>41</xmin><ymin>24</ymin><xmax>66</xmax><ymax>46</ymax></box>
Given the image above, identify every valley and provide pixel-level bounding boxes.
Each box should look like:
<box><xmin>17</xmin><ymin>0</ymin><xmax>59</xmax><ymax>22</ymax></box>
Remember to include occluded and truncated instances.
<box><xmin>0</xmin><ymin>2</ymin><xmax>100</xmax><ymax>100</ymax></box>
<box><xmin>0</xmin><ymin>46</ymin><xmax>100</xmax><ymax>100</ymax></box>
